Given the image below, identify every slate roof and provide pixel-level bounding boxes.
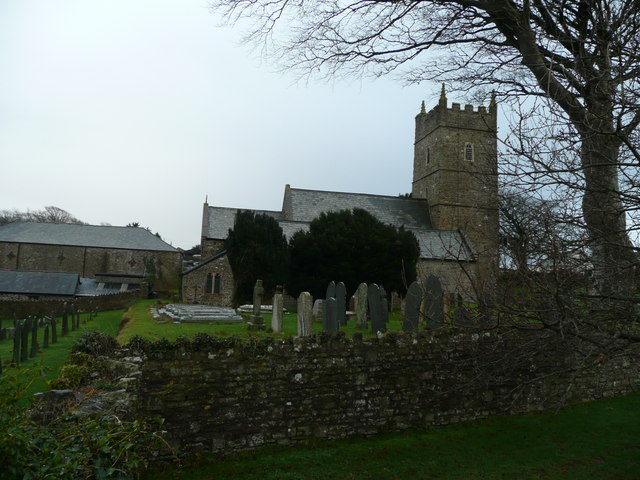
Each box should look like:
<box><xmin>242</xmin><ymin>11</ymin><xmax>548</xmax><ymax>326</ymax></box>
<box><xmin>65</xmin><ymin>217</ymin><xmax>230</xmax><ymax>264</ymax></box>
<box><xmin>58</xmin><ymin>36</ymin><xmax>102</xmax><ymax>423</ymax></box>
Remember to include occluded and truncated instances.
<box><xmin>285</xmin><ymin>188</ymin><xmax>432</xmax><ymax>228</ymax></box>
<box><xmin>0</xmin><ymin>270</ymin><xmax>79</xmax><ymax>296</ymax></box>
<box><xmin>0</xmin><ymin>222</ymin><xmax>178</xmax><ymax>252</ymax></box>
<box><xmin>182</xmin><ymin>250</ymin><xmax>229</xmax><ymax>275</ymax></box>
<box><xmin>202</xmin><ymin>186</ymin><xmax>474</xmax><ymax>261</ymax></box>
<box><xmin>203</xmin><ymin>207</ymin><xmax>282</xmax><ymax>240</ymax></box>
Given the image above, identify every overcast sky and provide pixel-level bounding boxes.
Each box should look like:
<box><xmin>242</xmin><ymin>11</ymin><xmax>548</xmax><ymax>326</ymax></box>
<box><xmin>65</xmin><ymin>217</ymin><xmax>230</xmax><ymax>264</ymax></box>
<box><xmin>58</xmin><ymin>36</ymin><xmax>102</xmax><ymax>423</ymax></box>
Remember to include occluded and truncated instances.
<box><xmin>0</xmin><ymin>0</ymin><xmax>467</xmax><ymax>249</ymax></box>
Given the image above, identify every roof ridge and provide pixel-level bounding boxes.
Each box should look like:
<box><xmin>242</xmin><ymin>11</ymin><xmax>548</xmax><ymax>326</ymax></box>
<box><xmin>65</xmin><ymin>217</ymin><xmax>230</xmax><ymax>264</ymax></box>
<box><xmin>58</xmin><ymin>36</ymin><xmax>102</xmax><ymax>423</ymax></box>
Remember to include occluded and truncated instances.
<box><xmin>289</xmin><ymin>187</ymin><xmax>428</xmax><ymax>201</ymax></box>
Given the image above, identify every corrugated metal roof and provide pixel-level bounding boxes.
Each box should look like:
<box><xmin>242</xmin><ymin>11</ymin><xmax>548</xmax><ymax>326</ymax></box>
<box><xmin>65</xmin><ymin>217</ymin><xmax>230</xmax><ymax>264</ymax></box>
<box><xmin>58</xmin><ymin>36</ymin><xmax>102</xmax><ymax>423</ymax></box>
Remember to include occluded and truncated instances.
<box><xmin>0</xmin><ymin>222</ymin><xmax>178</xmax><ymax>252</ymax></box>
<box><xmin>0</xmin><ymin>270</ymin><xmax>79</xmax><ymax>296</ymax></box>
<box><xmin>286</xmin><ymin>188</ymin><xmax>432</xmax><ymax>228</ymax></box>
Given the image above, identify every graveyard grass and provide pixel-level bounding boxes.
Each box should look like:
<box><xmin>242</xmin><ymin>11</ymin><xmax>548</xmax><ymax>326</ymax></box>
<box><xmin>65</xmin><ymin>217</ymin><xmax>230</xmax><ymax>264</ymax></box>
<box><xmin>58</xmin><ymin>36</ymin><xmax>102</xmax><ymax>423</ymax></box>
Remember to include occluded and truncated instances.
<box><xmin>145</xmin><ymin>391</ymin><xmax>640</xmax><ymax>480</ymax></box>
<box><xmin>117</xmin><ymin>300</ymin><xmax>405</xmax><ymax>344</ymax></box>
<box><xmin>0</xmin><ymin>309</ymin><xmax>123</xmax><ymax>396</ymax></box>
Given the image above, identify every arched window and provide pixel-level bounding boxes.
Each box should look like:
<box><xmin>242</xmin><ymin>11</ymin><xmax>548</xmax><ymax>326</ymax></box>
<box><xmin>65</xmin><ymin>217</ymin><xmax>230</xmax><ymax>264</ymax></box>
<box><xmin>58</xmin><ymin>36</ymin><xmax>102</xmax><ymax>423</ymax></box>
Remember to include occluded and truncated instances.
<box><xmin>214</xmin><ymin>274</ymin><xmax>222</xmax><ymax>294</ymax></box>
<box><xmin>205</xmin><ymin>273</ymin><xmax>213</xmax><ymax>293</ymax></box>
<box><xmin>465</xmin><ymin>143</ymin><xmax>474</xmax><ymax>162</ymax></box>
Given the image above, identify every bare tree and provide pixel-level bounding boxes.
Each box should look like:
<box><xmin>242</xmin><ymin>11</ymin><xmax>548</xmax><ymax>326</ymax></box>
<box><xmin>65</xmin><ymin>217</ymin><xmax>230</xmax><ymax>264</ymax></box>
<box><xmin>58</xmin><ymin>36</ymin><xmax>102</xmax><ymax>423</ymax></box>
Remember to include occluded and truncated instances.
<box><xmin>0</xmin><ymin>206</ymin><xmax>85</xmax><ymax>226</ymax></box>
<box><xmin>213</xmin><ymin>0</ymin><xmax>640</xmax><ymax>299</ymax></box>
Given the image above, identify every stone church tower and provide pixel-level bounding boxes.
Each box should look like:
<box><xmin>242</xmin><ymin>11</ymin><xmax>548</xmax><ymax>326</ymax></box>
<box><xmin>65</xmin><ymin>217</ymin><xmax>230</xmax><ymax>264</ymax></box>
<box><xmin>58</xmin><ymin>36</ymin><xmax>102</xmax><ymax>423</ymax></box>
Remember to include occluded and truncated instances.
<box><xmin>412</xmin><ymin>86</ymin><xmax>499</xmax><ymax>293</ymax></box>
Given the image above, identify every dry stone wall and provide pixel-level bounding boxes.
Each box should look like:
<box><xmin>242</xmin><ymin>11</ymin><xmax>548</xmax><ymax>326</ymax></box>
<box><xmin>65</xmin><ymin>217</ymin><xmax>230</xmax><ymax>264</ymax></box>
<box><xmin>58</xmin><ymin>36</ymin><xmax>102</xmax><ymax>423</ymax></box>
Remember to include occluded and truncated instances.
<box><xmin>134</xmin><ymin>330</ymin><xmax>640</xmax><ymax>456</ymax></box>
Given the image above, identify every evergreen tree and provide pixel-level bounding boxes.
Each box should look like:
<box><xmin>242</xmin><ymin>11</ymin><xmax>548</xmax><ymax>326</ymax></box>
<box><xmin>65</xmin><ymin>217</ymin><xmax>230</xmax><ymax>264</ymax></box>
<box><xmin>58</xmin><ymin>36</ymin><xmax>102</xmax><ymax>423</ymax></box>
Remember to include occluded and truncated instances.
<box><xmin>288</xmin><ymin>208</ymin><xmax>419</xmax><ymax>299</ymax></box>
<box><xmin>225</xmin><ymin>210</ymin><xmax>289</xmax><ymax>305</ymax></box>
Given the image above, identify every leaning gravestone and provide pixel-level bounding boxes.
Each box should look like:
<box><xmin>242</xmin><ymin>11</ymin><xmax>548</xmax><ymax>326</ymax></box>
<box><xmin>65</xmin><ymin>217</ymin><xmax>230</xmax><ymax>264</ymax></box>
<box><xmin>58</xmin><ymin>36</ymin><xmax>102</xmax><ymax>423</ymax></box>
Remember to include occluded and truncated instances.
<box><xmin>248</xmin><ymin>279</ymin><xmax>266</xmax><ymax>331</ymax></box>
<box><xmin>324</xmin><ymin>297</ymin><xmax>339</xmax><ymax>335</ymax></box>
<box><xmin>297</xmin><ymin>292</ymin><xmax>313</xmax><ymax>337</ymax></box>
<box><xmin>424</xmin><ymin>275</ymin><xmax>445</xmax><ymax>330</ymax></box>
<box><xmin>336</xmin><ymin>282</ymin><xmax>347</xmax><ymax>326</ymax></box>
<box><xmin>368</xmin><ymin>283</ymin><xmax>386</xmax><ymax>333</ymax></box>
<box><xmin>354</xmin><ymin>283</ymin><xmax>368</xmax><ymax>329</ymax></box>
<box><xmin>403</xmin><ymin>281</ymin><xmax>423</xmax><ymax>333</ymax></box>
<box><xmin>272</xmin><ymin>286</ymin><xmax>284</xmax><ymax>333</ymax></box>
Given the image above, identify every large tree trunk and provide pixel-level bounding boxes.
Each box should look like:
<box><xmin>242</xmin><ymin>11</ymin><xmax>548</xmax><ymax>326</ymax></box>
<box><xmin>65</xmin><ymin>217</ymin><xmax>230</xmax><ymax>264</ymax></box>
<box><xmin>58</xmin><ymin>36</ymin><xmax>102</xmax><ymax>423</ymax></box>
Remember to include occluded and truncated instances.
<box><xmin>580</xmin><ymin>128</ymin><xmax>637</xmax><ymax>298</ymax></box>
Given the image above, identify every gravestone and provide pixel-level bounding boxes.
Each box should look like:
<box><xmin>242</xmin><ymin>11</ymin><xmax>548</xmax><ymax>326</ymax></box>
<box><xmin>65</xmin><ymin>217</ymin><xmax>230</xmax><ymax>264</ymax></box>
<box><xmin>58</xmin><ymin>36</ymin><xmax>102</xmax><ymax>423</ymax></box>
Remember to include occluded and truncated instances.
<box><xmin>424</xmin><ymin>275</ymin><xmax>445</xmax><ymax>330</ymax></box>
<box><xmin>43</xmin><ymin>322</ymin><xmax>50</xmax><ymax>348</ymax></box>
<box><xmin>324</xmin><ymin>297</ymin><xmax>339</xmax><ymax>335</ymax></box>
<box><xmin>326</xmin><ymin>281</ymin><xmax>336</xmax><ymax>301</ymax></box>
<box><xmin>403</xmin><ymin>281</ymin><xmax>423</xmax><ymax>333</ymax></box>
<box><xmin>30</xmin><ymin>318</ymin><xmax>38</xmax><ymax>357</ymax></box>
<box><xmin>12</xmin><ymin>321</ymin><xmax>21</xmax><ymax>364</ymax></box>
<box><xmin>271</xmin><ymin>286</ymin><xmax>284</xmax><ymax>333</ymax></box>
<box><xmin>312</xmin><ymin>299</ymin><xmax>325</xmax><ymax>323</ymax></box>
<box><xmin>336</xmin><ymin>282</ymin><xmax>347</xmax><ymax>326</ymax></box>
<box><xmin>354</xmin><ymin>283</ymin><xmax>368</xmax><ymax>329</ymax></box>
<box><xmin>62</xmin><ymin>306</ymin><xmax>69</xmax><ymax>336</ymax></box>
<box><xmin>380</xmin><ymin>286</ymin><xmax>388</xmax><ymax>311</ymax></box>
<box><xmin>391</xmin><ymin>291</ymin><xmax>401</xmax><ymax>311</ymax></box>
<box><xmin>248</xmin><ymin>279</ymin><xmax>266</xmax><ymax>331</ymax></box>
<box><xmin>368</xmin><ymin>284</ymin><xmax>386</xmax><ymax>333</ymax></box>
<box><xmin>296</xmin><ymin>292</ymin><xmax>313</xmax><ymax>337</ymax></box>
<box><xmin>348</xmin><ymin>295</ymin><xmax>355</xmax><ymax>313</ymax></box>
<box><xmin>20</xmin><ymin>319</ymin><xmax>29</xmax><ymax>362</ymax></box>
<box><xmin>51</xmin><ymin>317</ymin><xmax>58</xmax><ymax>344</ymax></box>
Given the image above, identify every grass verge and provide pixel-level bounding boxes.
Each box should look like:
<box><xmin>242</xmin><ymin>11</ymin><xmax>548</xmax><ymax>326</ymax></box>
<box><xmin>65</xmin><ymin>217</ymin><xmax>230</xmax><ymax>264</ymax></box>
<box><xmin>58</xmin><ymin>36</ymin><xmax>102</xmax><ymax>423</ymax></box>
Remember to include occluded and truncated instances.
<box><xmin>145</xmin><ymin>392</ymin><xmax>640</xmax><ymax>480</ymax></box>
<box><xmin>0</xmin><ymin>309</ymin><xmax>124</xmax><ymax>396</ymax></box>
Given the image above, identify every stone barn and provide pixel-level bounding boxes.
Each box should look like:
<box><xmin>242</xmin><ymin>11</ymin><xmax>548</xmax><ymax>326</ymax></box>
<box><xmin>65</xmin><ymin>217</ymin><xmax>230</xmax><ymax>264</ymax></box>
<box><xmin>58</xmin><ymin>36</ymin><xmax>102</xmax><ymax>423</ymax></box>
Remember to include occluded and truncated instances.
<box><xmin>0</xmin><ymin>222</ymin><xmax>182</xmax><ymax>290</ymax></box>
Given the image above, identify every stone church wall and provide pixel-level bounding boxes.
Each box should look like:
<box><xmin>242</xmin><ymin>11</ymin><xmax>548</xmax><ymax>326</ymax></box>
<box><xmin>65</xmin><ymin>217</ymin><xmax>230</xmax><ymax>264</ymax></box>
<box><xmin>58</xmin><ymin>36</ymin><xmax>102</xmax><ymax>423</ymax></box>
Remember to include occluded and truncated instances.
<box><xmin>134</xmin><ymin>330</ymin><xmax>640</xmax><ymax>457</ymax></box>
<box><xmin>181</xmin><ymin>254</ymin><xmax>234</xmax><ymax>307</ymax></box>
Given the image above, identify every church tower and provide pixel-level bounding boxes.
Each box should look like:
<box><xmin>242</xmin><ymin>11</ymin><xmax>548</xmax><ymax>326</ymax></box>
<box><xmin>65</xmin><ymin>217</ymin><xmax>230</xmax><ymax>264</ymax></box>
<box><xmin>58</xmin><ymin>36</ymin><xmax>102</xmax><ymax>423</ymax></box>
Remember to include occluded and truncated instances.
<box><xmin>412</xmin><ymin>86</ymin><xmax>499</xmax><ymax>292</ymax></box>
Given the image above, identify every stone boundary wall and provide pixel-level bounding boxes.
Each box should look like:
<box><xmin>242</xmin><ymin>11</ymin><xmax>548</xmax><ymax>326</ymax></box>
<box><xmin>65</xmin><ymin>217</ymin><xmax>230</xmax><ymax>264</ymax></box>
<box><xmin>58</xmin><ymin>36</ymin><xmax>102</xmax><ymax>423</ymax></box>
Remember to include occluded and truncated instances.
<box><xmin>0</xmin><ymin>289</ymin><xmax>143</xmax><ymax>318</ymax></box>
<box><xmin>134</xmin><ymin>330</ymin><xmax>640</xmax><ymax>456</ymax></box>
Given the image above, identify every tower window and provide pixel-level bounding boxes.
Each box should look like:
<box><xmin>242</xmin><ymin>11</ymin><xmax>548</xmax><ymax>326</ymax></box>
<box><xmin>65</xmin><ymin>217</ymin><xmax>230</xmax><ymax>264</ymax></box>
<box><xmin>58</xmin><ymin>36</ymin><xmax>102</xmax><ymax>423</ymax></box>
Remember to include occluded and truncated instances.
<box><xmin>205</xmin><ymin>273</ymin><xmax>213</xmax><ymax>293</ymax></box>
<box><xmin>425</xmin><ymin>147</ymin><xmax>431</xmax><ymax>165</ymax></box>
<box><xmin>214</xmin><ymin>274</ymin><xmax>222</xmax><ymax>294</ymax></box>
<box><xmin>465</xmin><ymin>143</ymin><xmax>474</xmax><ymax>162</ymax></box>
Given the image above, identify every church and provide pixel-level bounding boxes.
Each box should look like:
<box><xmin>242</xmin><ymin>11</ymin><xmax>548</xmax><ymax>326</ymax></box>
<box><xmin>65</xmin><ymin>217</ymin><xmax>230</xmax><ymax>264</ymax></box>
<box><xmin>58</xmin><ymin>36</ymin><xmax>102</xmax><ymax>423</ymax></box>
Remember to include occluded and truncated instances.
<box><xmin>181</xmin><ymin>89</ymin><xmax>499</xmax><ymax>306</ymax></box>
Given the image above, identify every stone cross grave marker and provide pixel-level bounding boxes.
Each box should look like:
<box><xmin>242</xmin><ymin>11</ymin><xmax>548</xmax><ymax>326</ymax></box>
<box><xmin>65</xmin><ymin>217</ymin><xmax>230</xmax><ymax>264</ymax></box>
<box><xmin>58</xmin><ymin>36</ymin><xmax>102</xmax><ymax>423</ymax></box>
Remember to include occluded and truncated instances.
<box><xmin>424</xmin><ymin>275</ymin><xmax>445</xmax><ymax>330</ymax></box>
<box><xmin>248</xmin><ymin>279</ymin><xmax>266</xmax><ymax>331</ymax></box>
<box><xmin>297</xmin><ymin>292</ymin><xmax>313</xmax><ymax>337</ymax></box>
<box><xmin>368</xmin><ymin>283</ymin><xmax>386</xmax><ymax>333</ymax></box>
<box><xmin>336</xmin><ymin>282</ymin><xmax>347</xmax><ymax>326</ymax></box>
<box><xmin>354</xmin><ymin>282</ymin><xmax>368</xmax><ymax>329</ymax></box>
<box><xmin>272</xmin><ymin>286</ymin><xmax>284</xmax><ymax>333</ymax></box>
<box><xmin>403</xmin><ymin>281</ymin><xmax>423</xmax><ymax>333</ymax></box>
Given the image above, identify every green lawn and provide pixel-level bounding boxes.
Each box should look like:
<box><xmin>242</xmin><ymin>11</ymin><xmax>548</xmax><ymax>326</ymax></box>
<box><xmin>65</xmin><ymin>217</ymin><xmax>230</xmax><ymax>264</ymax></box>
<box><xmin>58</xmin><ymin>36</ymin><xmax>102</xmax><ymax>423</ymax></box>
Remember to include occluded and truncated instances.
<box><xmin>145</xmin><ymin>392</ymin><xmax>640</xmax><ymax>480</ymax></box>
<box><xmin>0</xmin><ymin>309</ymin><xmax>124</xmax><ymax>396</ymax></box>
<box><xmin>117</xmin><ymin>300</ymin><xmax>404</xmax><ymax>344</ymax></box>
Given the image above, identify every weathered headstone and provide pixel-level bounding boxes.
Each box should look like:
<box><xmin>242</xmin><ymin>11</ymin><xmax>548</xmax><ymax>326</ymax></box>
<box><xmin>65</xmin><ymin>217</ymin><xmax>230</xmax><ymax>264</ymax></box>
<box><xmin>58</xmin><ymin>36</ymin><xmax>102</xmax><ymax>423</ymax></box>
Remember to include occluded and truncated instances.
<box><xmin>424</xmin><ymin>275</ymin><xmax>445</xmax><ymax>330</ymax></box>
<box><xmin>403</xmin><ymin>281</ymin><xmax>423</xmax><ymax>333</ymax></box>
<box><xmin>271</xmin><ymin>286</ymin><xmax>284</xmax><ymax>333</ymax></box>
<box><xmin>391</xmin><ymin>291</ymin><xmax>401</xmax><ymax>311</ymax></box>
<box><xmin>380</xmin><ymin>286</ymin><xmax>388</xmax><ymax>311</ymax></box>
<box><xmin>326</xmin><ymin>281</ymin><xmax>336</xmax><ymax>301</ymax></box>
<box><xmin>312</xmin><ymin>299</ymin><xmax>325</xmax><ymax>323</ymax></box>
<box><xmin>354</xmin><ymin>282</ymin><xmax>368</xmax><ymax>329</ymax></box>
<box><xmin>368</xmin><ymin>284</ymin><xmax>386</xmax><ymax>333</ymax></box>
<box><xmin>12</xmin><ymin>321</ymin><xmax>21</xmax><ymax>365</ymax></box>
<box><xmin>296</xmin><ymin>292</ymin><xmax>313</xmax><ymax>337</ymax></box>
<box><xmin>336</xmin><ymin>282</ymin><xmax>347</xmax><ymax>326</ymax></box>
<box><xmin>43</xmin><ymin>322</ymin><xmax>50</xmax><ymax>348</ymax></box>
<box><xmin>348</xmin><ymin>295</ymin><xmax>355</xmax><ymax>313</ymax></box>
<box><xmin>62</xmin><ymin>306</ymin><xmax>69</xmax><ymax>336</ymax></box>
<box><xmin>51</xmin><ymin>316</ymin><xmax>58</xmax><ymax>344</ymax></box>
<box><xmin>324</xmin><ymin>297</ymin><xmax>339</xmax><ymax>335</ymax></box>
<box><xmin>248</xmin><ymin>279</ymin><xmax>265</xmax><ymax>331</ymax></box>
<box><xmin>30</xmin><ymin>318</ymin><xmax>38</xmax><ymax>357</ymax></box>
<box><xmin>20</xmin><ymin>319</ymin><xmax>29</xmax><ymax>362</ymax></box>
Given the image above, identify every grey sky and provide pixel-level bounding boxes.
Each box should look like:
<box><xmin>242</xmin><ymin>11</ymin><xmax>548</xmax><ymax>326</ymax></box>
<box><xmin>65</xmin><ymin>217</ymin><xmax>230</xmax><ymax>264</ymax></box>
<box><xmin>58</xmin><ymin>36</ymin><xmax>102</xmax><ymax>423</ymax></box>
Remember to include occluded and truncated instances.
<box><xmin>1</xmin><ymin>0</ymin><xmax>450</xmax><ymax>249</ymax></box>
